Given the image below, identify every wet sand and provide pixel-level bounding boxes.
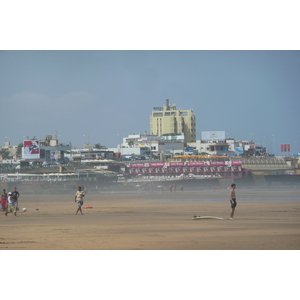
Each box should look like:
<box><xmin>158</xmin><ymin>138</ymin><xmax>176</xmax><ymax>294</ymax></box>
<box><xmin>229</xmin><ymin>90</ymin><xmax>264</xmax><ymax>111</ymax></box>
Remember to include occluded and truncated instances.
<box><xmin>1</xmin><ymin>189</ymin><xmax>300</xmax><ymax>250</ymax></box>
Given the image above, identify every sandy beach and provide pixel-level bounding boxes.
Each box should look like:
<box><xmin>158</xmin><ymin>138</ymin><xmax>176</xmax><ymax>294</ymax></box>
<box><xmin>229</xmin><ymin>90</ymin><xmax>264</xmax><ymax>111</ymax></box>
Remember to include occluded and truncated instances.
<box><xmin>1</xmin><ymin>188</ymin><xmax>300</xmax><ymax>250</ymax></box>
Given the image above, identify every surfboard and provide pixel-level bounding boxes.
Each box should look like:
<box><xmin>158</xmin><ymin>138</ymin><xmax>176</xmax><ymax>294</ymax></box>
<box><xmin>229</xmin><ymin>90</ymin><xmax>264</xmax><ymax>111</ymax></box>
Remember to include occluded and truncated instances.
<box><xmin>193</xmin><ymin>216</ymin><xmax>224</xmax><ymax>220</ymax></box>
<box><xmin>83</xmin><ymin>206</ymin><xmax>93</xmax><ymax>209</ymax></box>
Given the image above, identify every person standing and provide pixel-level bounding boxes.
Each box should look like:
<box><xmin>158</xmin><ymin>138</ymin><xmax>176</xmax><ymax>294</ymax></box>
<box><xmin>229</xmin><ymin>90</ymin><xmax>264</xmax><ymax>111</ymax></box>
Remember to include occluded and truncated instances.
<box><xmin>229</xmin><ymin>183</ymin><xmax>237</xmax><ymax>220</ymax></box>
<box><xmin>5</xmin><ymin>192</ymin><xmax>18</xmax><ymax>217</ymax></box>
<box><xmin>1</xmin><ymin>189</ymin><xmax>8</xmax><ymax>213</ymax></box>
<box><xmin>11</xmin><ymin>187</ymin><xmax>20</xmax><ymax>212</ymax></box>
<box><xmin>75</xmin><ymin>186</ymin><xmax>85</xmax><ymax>215</ymax></box>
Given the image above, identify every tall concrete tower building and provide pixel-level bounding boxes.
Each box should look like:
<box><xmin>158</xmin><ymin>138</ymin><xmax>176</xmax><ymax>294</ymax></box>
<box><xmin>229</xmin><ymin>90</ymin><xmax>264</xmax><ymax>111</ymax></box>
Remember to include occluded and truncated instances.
<box><xmin>150</xmin><ymin>99</ymin><xmax>196</xmax><ymax>144</ymax></box>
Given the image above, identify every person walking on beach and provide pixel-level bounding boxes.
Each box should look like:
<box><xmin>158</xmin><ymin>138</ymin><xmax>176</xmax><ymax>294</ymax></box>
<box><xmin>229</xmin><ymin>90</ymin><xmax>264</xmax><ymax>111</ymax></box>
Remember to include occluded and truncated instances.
<box><xmin>75</xmin><ymin>186</ymin><xmax>85</xmax><ymax>215</ymax></box>
<box><xmin>11</xmin><ymin>187</ymin><xmax>20</xmax><ymax>212</ymax></box>
<box><xmin>5</xmin><ymin>192</ymin><xmax>18</xmax><ymax>217</ymax></box>
<box><xmin>229</xmin><ymin>183</ymin><xmax>237</xmax><ymax>219</ymax></box>
<box><xmin>1</xmin><ymin>189</ymin><xmax>8</xmax><ymax>213</ymax></box>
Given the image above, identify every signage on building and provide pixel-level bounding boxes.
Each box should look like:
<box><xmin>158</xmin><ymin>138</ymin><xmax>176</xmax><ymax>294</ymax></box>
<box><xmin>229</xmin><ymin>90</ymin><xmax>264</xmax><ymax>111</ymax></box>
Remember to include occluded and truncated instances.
<box><xmin>50</xmin><ymin>151</ymin><xmax>61</xmax><ymax>160</ymax></box>
<box><xmin>23</xmin><ymin>140</ymin><xmax>40</xmax><ymax>159</ymax></box>
<box><xmin>129</xmin><ymin>161</ymin><xmax>242</xmax><ymax>168</ymax></box>
<box><xmin>201</xmin><ymin>131</ymin><xmax>225</xmax><ymax>141</ymax></box>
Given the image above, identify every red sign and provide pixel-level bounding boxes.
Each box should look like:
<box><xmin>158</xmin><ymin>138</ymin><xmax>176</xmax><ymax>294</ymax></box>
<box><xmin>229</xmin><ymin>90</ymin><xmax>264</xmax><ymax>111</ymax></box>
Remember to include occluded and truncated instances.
<box><xmin>23</xmin><ymin>140</ymin><xmax>40</xmax><ymax>159</ymax></box>
<box><xmin>231</xmin><ymin>161</ymin><xmax>242</xmax><ymax>165</ymax></box>
<box><xmin>169</xmin><ymin>162</ymin><xmax>185</xmax><ymax>167</ymax></box>
<box><xmin>187</xmin><ymin>162</ymin><xmax>205</xmax><ymax>166</ymax></box>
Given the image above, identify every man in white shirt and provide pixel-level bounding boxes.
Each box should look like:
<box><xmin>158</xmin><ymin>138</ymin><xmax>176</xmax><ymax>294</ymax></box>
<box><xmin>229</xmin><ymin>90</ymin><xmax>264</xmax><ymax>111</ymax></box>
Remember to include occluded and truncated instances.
<box><xmin>5</xmin><ymin>192</ymin><xmax>18</xmax><ymax>217</ymax></box>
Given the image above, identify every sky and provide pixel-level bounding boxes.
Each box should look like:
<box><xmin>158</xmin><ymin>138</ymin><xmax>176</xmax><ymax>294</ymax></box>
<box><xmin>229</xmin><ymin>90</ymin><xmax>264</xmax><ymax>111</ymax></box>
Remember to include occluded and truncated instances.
<box><xmin>1</xmin><ymin>50</ymin><xmax>299</xmax><ymax>154</ymax></box>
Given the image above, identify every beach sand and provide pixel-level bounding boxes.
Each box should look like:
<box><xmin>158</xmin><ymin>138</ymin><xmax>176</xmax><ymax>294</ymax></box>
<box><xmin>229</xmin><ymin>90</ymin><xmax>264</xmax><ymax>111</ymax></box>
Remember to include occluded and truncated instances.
<box><xmin>1</xmin><ymin>189</ymin><xmax>300</xmax><ymax>250</ymax></box>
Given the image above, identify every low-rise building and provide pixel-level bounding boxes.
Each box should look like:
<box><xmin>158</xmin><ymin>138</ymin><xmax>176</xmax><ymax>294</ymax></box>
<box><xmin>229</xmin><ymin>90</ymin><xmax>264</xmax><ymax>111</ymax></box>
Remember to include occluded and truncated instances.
<box><xmin>1</xmin><ymin>141</ymin><xmax>18</xmax><ymax>157</ymax></box>
<box><xmin>118</xmin><ymin>133</ymin><xmax>184</xmax><ymax>157</ymax></box>
<box><xmin>194</xmin><ymin>138</ymin><xmax>266</xmax><ymax>156</ymax></box>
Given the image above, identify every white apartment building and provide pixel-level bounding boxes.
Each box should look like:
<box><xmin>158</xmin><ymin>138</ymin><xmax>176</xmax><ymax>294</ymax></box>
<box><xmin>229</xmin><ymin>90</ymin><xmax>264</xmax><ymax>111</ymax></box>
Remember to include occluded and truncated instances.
<box><xmin>119</xmin><ymin>133</ymin><xmax>184</xmax><ymax>156</ymax></box>
<box><xmin>194</xmin><ymin>137</ymin><xmax>264</xmax><ymax>156</ymax></box>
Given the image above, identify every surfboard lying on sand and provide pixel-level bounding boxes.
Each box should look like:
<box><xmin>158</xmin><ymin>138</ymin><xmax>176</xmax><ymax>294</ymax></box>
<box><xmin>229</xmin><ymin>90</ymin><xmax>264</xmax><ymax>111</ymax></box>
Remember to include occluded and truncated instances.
<box><xmin>193</xmin><ymin>216</ymin><xmax>224</xmax><ymax>220</ymax></box>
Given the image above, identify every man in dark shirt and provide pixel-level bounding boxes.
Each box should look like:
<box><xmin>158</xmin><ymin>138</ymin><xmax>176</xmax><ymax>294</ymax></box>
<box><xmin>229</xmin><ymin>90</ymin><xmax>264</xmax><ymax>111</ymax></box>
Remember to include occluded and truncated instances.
<box><xmin>11</xmin><ymin>187</ymin><xmax>20</xmax><ymax>212</ymax></box>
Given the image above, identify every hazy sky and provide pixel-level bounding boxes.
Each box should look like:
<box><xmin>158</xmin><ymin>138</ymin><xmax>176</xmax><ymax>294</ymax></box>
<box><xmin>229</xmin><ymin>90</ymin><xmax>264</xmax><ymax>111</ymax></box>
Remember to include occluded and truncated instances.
<box><xmin>1</xmin><ymin>50</ymin><xmax>299</xmax><ymax>154</ymax></box>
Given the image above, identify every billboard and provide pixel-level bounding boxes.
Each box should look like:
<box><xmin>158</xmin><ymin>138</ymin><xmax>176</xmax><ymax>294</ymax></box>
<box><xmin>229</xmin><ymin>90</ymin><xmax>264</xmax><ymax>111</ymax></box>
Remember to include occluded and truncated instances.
<box><xmin>23</xmin><ymin>140</ymin><xmax>40</xmax><ymax>159</ymax></box>
<box><xmin>201</xmin><ymin>131</ymin><xmax>225</xmax><ymax>141</ymax></box>
<box><xmin>50</xmin><ymin>151</ymin><xmax>61</xmax><ymax>160</ymax></box>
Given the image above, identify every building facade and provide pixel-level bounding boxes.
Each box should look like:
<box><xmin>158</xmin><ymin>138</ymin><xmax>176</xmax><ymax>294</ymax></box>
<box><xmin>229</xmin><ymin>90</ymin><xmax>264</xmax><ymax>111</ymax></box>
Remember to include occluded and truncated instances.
<box><xmin>194</xmin><ymin>136</ymin><xmax>266</xmax><ymax>157</ymax></box>
<box><xmin>150</xmin><ymin>99</ymin><xmax>196</xmax><ymax>144</ymax></box>
<box><xmin>118</xmin><ymin>133</ymin><xmax>184</xmax><ymax>157</ymax></box>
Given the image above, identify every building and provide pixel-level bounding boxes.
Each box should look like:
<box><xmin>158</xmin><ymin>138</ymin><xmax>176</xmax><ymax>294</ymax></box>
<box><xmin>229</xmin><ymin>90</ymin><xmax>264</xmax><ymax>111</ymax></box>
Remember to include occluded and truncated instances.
<box><xmin>1</xmin><ymin>141</ymin><xmax>18</xmax><ymax>157</ymax></box>
<box><xmin>118</xmin><ymin>133</ymin><xmax>184</xmax><ymax>157</ymax></box>
<box><xmin>150</xmin><ymin>99</ymin><xmax>196</xmax><ymax>144</ymax></box>
<box><xmin>64</xmin><ymin>148</ymin><xmax>115</xmax><ymax>162</ymax></box>
<box><xmin>196</xmin><ymin>139</ymin><xmax>231</xmax><ymax>156</ymax></box>
<box><xmin>194</xmin><ymin>132</ymin><xmax>266</xmax><ymax>157</ymax></box>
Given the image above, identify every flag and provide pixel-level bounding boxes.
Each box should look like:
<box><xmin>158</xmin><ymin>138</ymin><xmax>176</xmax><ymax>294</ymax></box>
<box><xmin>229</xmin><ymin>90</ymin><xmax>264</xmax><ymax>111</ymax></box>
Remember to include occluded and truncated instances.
<box><xmin>281</xmin><ymin>144</ymin><xmax>291</xmax><ymax>152</ymax></box>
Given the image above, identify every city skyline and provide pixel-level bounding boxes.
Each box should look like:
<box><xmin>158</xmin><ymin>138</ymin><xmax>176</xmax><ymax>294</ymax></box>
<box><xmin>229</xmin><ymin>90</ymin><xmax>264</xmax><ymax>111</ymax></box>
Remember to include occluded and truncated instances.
<box><xmin>1</xmin><ymin>51</ymin><xmax>299</xmax><ymax>155</ymax></box>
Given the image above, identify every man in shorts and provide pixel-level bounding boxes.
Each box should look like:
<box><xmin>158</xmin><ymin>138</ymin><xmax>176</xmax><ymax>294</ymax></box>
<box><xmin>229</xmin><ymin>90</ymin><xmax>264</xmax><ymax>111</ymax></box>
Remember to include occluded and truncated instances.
<box><xmin>75</xmin><ymin>186</ymin><xmax>85</xmax><ymax>215</ymax></box>
<box><xmin>11</xmin><ymin>187</ymin><xmax>20</xmax><ymax>212</ymax></box>
<box><xmin>229</xmin><ymin>183</ymin><xmax>237</xmax><ymax>220</ymax></box>
<box><xmin>5</xmin><ymin>192</ymin><xmax>18</xmax><ymax>217</ymax></box>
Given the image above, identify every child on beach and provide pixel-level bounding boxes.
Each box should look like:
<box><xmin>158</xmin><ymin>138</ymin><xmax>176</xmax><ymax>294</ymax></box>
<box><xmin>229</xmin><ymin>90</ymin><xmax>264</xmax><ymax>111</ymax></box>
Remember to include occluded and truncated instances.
<box><xmin>229</xmin><ymin>183</ymin><xmax>237</xmax><ymax>220</ymax></box>
<box><xmin>75</xmin><ymin>186</ymin><xmax>85</xmax><ymax>215</ymax></box>
<box><xmin>1</xmin><ymin>189</ymin><xmax>8</xmax><ymax>213</ymax></box>
<box><xmin>5</xmin><ymin>192</ymin><xmax>18</xmax><ymax>217</ymax></box>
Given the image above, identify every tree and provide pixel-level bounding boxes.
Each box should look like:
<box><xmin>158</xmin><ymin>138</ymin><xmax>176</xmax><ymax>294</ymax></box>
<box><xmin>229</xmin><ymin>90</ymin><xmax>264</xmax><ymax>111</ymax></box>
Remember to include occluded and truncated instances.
<box><xmin>17</xmin><ymin>143</ymin><xmax>23</xmax><ymax>156</ymax></box>
<box><xmin>95</xmin><ymin>143</ymin><xmax>101</xmax><ymax>149</ymax></box>
<box><xmin>0</xmin><ymin>149</ymin><xmax>10</xmax><ymax>159</ymax></box>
